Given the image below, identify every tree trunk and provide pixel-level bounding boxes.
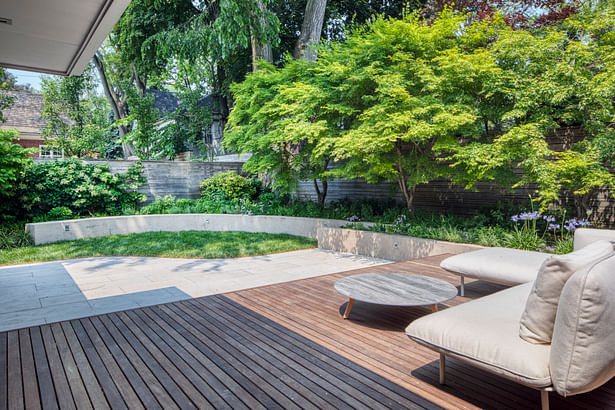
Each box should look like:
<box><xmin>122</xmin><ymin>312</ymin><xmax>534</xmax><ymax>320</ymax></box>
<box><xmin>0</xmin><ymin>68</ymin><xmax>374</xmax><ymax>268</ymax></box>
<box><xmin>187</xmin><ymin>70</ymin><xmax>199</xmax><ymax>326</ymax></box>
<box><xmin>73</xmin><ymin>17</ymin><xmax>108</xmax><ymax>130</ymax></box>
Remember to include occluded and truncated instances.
<box><xmin>251</xmin><ymin>1</ymin><xmax>273</xmax><ymax>71</ymax></box>
<box><xmin>313</xmin><ymin>179</ymin><xmax>328</xmax><ymax>205</ymax></box>
<box><xmin>293</xmin><ymin>0</ymin><xmax>327</xmax><ymax>61</ymax></box>
<box><xmin>131</xmin><ymin>64</ymin><xmax>146</xmax><ymax>96</ymax></box>
<box><xmin>398</xmin><ymin>177</ymin><xmax>416</xmax><ymax>212</ymax></box>
<box><xmin>251</xmin><ymin>40</ymin><xmax>273</xmax><ymax>71</ymax></box>
<box><xmin>575</xmin><ymin>189</ymin><xmax>594</xmax><ymax>219</ymax></box>
<box><xmin>93</xmin><ymin>53</ymin><xmax>135</xmax><ymax>158</ymax></box>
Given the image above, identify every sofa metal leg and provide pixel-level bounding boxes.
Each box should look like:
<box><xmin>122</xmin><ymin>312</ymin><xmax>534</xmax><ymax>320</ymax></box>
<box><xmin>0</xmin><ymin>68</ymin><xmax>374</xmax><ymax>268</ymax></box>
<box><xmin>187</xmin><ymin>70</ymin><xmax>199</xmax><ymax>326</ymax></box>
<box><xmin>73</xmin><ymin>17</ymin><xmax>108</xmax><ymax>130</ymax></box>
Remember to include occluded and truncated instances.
<box><xmin>541</xmin><ymin>390</ymin><xmax>549</xmax><ymax>410</ymax></box>
<box><xmin>460</xmin><ymin>276</ymin><xmax>465</xmax><ymax>297</ymax></box>
<box><xmin>439</xmin><ymin>353</ymin><xmax>446</xmax><ymax>385</ymax></box>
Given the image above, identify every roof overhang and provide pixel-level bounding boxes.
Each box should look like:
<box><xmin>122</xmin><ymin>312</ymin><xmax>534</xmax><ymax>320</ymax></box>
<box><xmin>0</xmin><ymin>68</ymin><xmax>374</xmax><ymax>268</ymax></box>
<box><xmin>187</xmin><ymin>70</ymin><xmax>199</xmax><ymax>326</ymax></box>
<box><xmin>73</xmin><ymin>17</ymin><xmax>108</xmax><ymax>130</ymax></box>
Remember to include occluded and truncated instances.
<box><xmin>0</xmin><ymin>0</ymin><xmax>131</xmax><ymax>76</ymax></box>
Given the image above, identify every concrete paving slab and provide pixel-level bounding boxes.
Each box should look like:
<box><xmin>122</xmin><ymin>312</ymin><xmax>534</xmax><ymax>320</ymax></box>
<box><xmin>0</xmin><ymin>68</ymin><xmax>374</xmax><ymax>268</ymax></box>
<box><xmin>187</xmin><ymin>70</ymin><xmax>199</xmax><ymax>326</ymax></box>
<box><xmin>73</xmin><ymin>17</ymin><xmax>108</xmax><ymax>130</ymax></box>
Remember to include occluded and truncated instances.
<box><xmin>89</xmin><ymin>296</ymin><xmax>141</xmax><ymax>315</ymax></box>
<box><xmin>0</xmin><ymin>249</ymin><xmax>389</xmax><ymax>331</ymax></box>
<box><xmin>0</xmin><ymin>309</ymin><xmax>46</xmax><ymax>331</ymax></box>
<box><xmin>39</xmin><ymin>293</ymin><xmax>88</xmax><ymax>307</ymax></box>
<box><xmin>36</xmin><ymin>283</ymin><xmax>82</xmax><ymax>298</ymax></box>
<box><xmin>43</xmin><ymin>301</ymin><xmax>94</xmax><ymax>324</ymax></box>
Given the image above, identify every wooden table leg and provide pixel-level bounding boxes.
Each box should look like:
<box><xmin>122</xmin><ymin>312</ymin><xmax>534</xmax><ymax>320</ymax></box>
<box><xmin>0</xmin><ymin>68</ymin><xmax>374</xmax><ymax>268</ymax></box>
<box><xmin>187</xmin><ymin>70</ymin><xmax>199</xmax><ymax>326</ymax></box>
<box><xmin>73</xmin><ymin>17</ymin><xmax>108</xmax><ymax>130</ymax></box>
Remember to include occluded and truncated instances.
<box><xmin>343</xmin><ymin>298</ymin><xmax>355</xmax><ymax>319</ymax></box>
<box><xmin>431</xmin><ymin>304</ymin><xmax>438</xmax><ymax>313</ymax></box>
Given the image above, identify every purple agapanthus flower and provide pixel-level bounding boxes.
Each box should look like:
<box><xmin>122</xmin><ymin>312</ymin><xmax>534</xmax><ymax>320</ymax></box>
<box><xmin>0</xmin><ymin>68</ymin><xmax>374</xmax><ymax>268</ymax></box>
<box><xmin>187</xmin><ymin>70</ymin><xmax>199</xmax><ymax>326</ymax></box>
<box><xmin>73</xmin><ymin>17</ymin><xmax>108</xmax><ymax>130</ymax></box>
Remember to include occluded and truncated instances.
<box><xmin>515</xmin><ymin>211</ymin><xmax>541</xmax><ymax>221</ymax></box>
<box><xmin>564</xmin><ymin>218</ymin><xmax>590</xmax><ymax>229</ymax></box>
<box><xmin>348</xmin><ymin>215</ymin><xmax>360</xmax><ymax>222</ymax></box>
<box><xmin>548</xmin><ymin>223</ymin><xmax>560</xmax><ymax>230</ymax></box>
<box><xmin>543</xmin><ymin>215</ymin><xmax>556</xmax><ymax>223</ymax></box>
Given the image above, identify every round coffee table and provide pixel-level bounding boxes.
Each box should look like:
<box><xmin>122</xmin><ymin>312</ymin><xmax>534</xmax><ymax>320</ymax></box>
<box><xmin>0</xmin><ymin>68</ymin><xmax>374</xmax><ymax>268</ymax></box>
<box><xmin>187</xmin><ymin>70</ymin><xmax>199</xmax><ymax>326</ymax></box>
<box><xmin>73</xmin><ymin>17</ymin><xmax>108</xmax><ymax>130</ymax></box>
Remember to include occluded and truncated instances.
<box><xmin>334</xmin><ymin>273</ymin><xmax>458</xmax><ymax>319</ymax></box>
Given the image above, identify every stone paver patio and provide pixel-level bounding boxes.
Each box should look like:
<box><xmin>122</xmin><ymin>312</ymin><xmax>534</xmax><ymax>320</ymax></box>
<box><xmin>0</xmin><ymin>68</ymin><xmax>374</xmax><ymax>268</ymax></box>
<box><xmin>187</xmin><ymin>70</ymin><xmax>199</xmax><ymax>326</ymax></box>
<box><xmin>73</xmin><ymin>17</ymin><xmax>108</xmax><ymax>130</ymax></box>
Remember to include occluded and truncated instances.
<box><xmin>0</xmin><ymin>249</ymin><xmax>388</xmax><ymax>331</ymax></box>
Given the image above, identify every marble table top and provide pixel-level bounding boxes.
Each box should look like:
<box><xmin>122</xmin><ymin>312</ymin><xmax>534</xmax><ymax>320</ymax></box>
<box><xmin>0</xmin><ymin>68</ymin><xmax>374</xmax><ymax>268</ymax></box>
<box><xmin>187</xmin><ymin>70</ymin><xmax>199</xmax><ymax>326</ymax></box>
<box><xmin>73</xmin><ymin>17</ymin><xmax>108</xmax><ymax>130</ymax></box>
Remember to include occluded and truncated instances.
<box><xmin>334</xmin><ymin>273</ymin><xmax>458</xmax><ymax>307</ymax></box>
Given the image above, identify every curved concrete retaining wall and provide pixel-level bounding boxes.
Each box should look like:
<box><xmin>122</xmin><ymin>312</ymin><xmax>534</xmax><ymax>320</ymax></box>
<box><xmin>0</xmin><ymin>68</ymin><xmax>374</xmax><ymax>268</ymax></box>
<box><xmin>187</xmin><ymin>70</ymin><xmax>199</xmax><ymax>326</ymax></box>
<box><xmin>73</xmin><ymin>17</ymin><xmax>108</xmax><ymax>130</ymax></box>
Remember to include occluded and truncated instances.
<box><xmin>25</xmin><ymin>214</ymin><xmax>364</xmax><ymax>245</ymax></box>
<box><xmin>317</xmin><ymin>227</ymin><xmax>483</xmax><ymax>261</ymax></box>
<box><xmin>25</xmin><ymin>215</ymin><xmax>480</xmax><ymax>260</ymax></box>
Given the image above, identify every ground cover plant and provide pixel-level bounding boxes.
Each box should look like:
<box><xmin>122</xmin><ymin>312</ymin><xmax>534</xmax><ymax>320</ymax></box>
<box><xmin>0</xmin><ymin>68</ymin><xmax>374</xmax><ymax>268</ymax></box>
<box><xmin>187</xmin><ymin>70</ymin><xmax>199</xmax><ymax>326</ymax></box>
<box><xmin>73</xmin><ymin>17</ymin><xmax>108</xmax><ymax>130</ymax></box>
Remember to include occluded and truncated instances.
<box><xmin>0</xmin><ymin>231</ymin><xmax>317</xmax><ymax>266</ymax></box>
<box><xmin>135</xmin><ymin>172</ymin><xmax>583</xmax><ymax>253</ymax></box>
<box><xmin>0</xmin><ymin>223</ymin><xmax>32</xmax><ymax>250</ymax></box>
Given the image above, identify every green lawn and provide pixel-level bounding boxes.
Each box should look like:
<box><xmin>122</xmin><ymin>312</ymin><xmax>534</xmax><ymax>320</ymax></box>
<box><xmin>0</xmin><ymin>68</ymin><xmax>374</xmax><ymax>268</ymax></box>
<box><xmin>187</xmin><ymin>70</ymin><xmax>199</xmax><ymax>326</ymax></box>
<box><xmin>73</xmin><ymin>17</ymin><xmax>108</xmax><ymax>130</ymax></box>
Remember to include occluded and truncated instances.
<box><xmin>0</xmin><ymin>231</ymin><xmax>317</xmax><ymax>266</ymax></box>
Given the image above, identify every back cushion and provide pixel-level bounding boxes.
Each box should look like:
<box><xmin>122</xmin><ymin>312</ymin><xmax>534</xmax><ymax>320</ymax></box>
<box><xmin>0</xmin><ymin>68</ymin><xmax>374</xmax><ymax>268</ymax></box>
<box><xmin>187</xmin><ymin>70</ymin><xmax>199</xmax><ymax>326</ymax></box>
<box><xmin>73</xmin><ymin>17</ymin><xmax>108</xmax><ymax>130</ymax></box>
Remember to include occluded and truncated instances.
<box><xmin>550</xmin><ymin>254</ymin><xmax>615</xmax><ymax>396</ymax></box>
<box><xmin>574</xmin><ymin>228</ymin><xmax>615</xmax><ymax>251</ymax></box>
<box><xmin>519</xmin><ymin>240</ymin><xmax>615</xmax><ymax>344</ymax></box>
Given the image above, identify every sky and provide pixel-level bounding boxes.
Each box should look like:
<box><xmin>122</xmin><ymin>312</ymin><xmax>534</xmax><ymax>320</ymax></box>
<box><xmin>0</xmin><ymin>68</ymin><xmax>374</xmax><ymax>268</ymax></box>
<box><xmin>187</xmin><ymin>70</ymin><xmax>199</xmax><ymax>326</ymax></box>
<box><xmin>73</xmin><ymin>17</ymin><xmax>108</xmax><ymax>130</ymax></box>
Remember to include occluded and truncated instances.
<box><xmin>8</xmin><ymin>68</ymin><xmax>43</xmax><ymax>91</ymax></box>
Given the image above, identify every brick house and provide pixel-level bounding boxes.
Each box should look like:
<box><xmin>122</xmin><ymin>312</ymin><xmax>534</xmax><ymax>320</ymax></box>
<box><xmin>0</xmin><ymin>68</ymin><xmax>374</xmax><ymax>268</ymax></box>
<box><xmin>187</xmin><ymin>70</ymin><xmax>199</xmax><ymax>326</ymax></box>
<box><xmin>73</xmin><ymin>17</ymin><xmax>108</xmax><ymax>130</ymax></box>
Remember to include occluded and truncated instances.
<box><xmin>0</xmin><ymin>90</ymin><xmax>63</xmax><ymax>158</ymax></box>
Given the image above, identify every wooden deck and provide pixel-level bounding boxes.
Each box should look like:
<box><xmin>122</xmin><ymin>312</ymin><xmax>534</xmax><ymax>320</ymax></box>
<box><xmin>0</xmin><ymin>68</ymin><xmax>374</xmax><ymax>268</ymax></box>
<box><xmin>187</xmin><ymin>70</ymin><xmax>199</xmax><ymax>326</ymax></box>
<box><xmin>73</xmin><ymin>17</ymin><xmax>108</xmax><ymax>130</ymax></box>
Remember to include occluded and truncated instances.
<box><xmin>2</xmin><ymin>254</ymin><xmax>614</xmax><ymax>409</ymax></box>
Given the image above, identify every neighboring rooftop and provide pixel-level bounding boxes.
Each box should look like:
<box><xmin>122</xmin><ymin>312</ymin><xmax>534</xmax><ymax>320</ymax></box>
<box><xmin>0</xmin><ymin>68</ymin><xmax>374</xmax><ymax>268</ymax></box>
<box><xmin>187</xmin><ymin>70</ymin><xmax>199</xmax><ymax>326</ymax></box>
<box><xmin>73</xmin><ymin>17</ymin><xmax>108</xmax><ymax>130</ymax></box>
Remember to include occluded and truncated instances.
<box><xmin>0</xmin><ymin>90</ymin><xmax>45</xmax><ymax>139</ymax></box>
<box><xmin>146</xmin><ymin>89</ymin><xmax>181</xmax><ymax>116</ymax></box>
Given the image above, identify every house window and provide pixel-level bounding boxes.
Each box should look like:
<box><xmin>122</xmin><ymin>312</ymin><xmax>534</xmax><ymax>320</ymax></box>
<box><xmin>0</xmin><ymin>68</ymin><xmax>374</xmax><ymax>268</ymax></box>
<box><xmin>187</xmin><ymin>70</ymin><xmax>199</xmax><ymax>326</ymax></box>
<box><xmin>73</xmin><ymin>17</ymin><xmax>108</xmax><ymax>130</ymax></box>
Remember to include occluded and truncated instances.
<box><xmin>39</xmin><ymin>145</ymin><xmax>64</xmax><ymax>159</ymax></box>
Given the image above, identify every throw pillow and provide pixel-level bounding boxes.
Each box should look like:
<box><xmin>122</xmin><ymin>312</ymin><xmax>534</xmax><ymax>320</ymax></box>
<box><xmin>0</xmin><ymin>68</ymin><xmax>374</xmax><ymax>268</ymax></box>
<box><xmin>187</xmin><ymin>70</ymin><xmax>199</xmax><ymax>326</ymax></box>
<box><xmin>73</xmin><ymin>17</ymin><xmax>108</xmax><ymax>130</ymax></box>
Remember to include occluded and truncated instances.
<box><xmin>519</xmin><ymin>240</ymin><xmax>615</xmax><ymax>344</ymax></box>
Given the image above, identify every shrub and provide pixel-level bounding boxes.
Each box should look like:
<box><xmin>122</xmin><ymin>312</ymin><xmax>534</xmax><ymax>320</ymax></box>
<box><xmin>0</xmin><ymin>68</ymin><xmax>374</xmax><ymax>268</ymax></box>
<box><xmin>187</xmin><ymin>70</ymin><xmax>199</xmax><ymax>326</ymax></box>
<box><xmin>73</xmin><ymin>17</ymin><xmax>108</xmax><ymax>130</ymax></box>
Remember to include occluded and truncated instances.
<box><xmin>200</xmin><ymin>171</ymin><xmax>257</xmax><ymax>200</ymax></box>
<box><xmin>553</xmin><ymin>237</ymin><xmax>574</xmax><ymax>254</ymax></box>
<box><xmin>0</xmin><ymin>129</ymin><xmax>33</xmax><ymax>221</ymax></box>
<box><xmin>141</xmin><ymin>195</ymin><xmax>177</xmax><ymax>214</ymax></box>
<box><xmin>0</xmin><ymin>223</ymin><xmax>32</xmax><ymax>250</ymax></box>
<box><xmin>47</xmin><ymin>206</ymin><xmax>73</xmax><ymax>221</ymax></box>
<box><xmin>0</xmin><ymin>129</ymin><xmax>32</xmax><ymax>193</ymax></box>
<box><xmin>14</xmin><ymin>159</ymin><xmax>145</xmax><ymax>220</ymax></box>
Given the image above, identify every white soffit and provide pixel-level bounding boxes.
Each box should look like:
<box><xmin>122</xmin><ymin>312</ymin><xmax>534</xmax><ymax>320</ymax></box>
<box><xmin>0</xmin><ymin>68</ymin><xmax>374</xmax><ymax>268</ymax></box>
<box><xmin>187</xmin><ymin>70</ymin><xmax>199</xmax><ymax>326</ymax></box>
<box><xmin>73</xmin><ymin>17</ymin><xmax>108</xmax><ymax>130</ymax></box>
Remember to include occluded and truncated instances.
<box><xmin>0</xmin><ymin>0</ymin><xmax>131</xmax><ymax>76</ymax></box>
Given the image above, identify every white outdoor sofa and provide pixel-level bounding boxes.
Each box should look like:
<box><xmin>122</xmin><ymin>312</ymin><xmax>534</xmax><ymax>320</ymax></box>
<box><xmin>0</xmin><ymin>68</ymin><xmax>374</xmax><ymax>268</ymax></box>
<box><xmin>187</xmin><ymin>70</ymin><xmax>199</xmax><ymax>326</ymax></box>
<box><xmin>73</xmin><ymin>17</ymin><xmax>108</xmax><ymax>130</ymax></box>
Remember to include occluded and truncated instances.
<box><xmin>440</xmin><ymin>228</ymin><xmax>615</xmax><ymax>295</ymax></box>
<box><xmin>406</xmin><ymin>228</ymin><xmax>615</xmax><ymax>409</ymax></box>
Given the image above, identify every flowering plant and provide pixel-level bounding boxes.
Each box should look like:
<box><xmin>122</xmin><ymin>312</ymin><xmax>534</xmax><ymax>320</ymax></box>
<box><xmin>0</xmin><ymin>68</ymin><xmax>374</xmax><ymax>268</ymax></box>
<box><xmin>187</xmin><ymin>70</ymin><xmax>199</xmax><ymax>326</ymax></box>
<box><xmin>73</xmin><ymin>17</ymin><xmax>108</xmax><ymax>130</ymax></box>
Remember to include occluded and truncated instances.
<box><xmin>508</xmin><ymin>208</ymin><xmax>590</xmax><ymax>251</ymax></box>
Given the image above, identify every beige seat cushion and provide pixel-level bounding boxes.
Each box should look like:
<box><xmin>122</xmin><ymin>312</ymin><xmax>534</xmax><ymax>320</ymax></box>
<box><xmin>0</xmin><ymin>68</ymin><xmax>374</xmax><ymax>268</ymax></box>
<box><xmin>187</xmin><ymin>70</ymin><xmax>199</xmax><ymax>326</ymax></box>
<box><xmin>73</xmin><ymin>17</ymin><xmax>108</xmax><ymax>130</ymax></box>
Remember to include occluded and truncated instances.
<box><xmin>406</xmin><ymin>283</ymin><xmax>552</xmax><ymax>388</ymax></box>
<box><xmin>440</xmin><ymin>247</ymin><xmax>550</xmax><ymax>285</ymax></box>
<box><xmin>574</xmin><ymin>228</ymin><xmax>615</xmax><ymax>251</ymax></box>
<box><xmin>519</xmin><ymin>240</ymin><xmax>615</xmax><ymax>344</ymax></box>
<box><xmin>550</xmin><ymin>254</ymin><xmax>615</xmax><ymax>396</ymax></box>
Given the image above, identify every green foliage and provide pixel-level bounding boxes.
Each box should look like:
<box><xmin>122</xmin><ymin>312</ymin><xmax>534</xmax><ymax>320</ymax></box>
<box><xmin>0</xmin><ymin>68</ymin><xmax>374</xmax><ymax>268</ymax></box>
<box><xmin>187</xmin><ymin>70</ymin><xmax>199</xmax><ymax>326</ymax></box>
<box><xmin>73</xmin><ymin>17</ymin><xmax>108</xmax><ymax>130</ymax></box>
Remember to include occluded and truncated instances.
<box><xmin>271</xmin><ymin>0</ymin><xmax>418</xmax><ymax>62</ymax></box>
<box><xmin>228</xmin><ymin>5</ymin><xmax>615</xmax><ymax>216</ymax></box>
<box><xmin>141</xmin><ymin>0</ymin><xmax>280</xmax><ymax>110</ymax></box>
<box><xmin>122</xmin><ymin>88</ymin><xmax>161</xmax><ymax>159</ymax></box>
<box><xmin>112</xmin><ymin>0</ymin><xmax>199</xmax><ymax>84</ymax></box>
<box><xmin>40</xmin><ymin>69</ymin><xmax>117</xmax><ymax>157</ymax></box>
<box><xmin>157</xmin><ymin>62</ymin><xmax>214</xmax><ymax>159</ymax></box>
<box><xmin>227</xmin><ymin>11</ymin><xmax>510</xmax><ymax>209</ymax></box>
<box><xmin>0</xmin><ymin>68</ymin><xmax>15</xmax><ymax>123</ymax></box>
<box><xmin>14</xmin><ymin>159</ymin><xmax>145</xmax><ymax>220</ymax></box>
<box><xmin>319</xmin><ymin>11</ymin><xmax>508</xmax><ymax>209</ymax></box>
<box><xmin>140</xmin><ymin>195</ymin><xmax>178</xmax><ymax>214</ymax></box>
<box><xmin>47</xmin><ymin>206</ymin><xmax>73</xmax><ymax>221</ymax></box>
<box><xmin>0</xmin><ymin>231</ymin><xmax>317</xmax><ymax>266</ymax></box>
<box><xmin>502</xmin><ymin>227</ymin><xmax>545</xmax><ymax>251</ymax></box>
<box><xmin>0</xmin><ymin>129</ymin><xmax>33</xmax><ymax>193</ymax></box>
<box><xmin>553</xmin><ymin>237</ymin><xmax>574</xmax><ymax>254</ymax></box>
<box><xmin>225</xmin><ymin>58</ymin><xmax>334</xmax><ymax>199</ymax></box>
<box><xmin>449</xmin><ymin>2</ymin><xmax>615</xmax><ymax>212</ymax></box>
<box><xmin>200</xmin><ymin>171</ymin><xmax>258</xmax><ymax>200</ymax></box>
<box><xmin>0</xmin><ymin>223</ymin><xmax>32</xmax><ymax>250</ymax></box>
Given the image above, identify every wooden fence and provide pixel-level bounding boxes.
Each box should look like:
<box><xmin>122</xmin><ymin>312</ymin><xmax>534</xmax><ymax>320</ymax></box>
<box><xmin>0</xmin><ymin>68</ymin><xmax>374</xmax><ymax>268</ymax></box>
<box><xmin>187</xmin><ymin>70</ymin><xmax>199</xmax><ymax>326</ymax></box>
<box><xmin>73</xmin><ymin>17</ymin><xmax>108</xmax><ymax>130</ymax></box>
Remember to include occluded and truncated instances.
<box><xmin>40</xmin><ymin>135</ymin><xmax>613</xmax><ymax>223</ymax></box>
<box><xmin>81</xmin><ymin>160</ymin><xmax>244</xmax><ymax>203</ymax></box>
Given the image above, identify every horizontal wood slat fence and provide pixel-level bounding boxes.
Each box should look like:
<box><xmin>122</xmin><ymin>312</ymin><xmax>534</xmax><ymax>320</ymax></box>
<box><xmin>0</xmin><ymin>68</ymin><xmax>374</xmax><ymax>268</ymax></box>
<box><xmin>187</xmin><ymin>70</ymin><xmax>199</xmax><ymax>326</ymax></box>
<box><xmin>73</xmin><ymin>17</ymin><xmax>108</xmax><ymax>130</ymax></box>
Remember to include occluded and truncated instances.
<box><xmin>33</xmin><ymin>127</ymin><xmax>614</xmax><ymax>222</ymax></box>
